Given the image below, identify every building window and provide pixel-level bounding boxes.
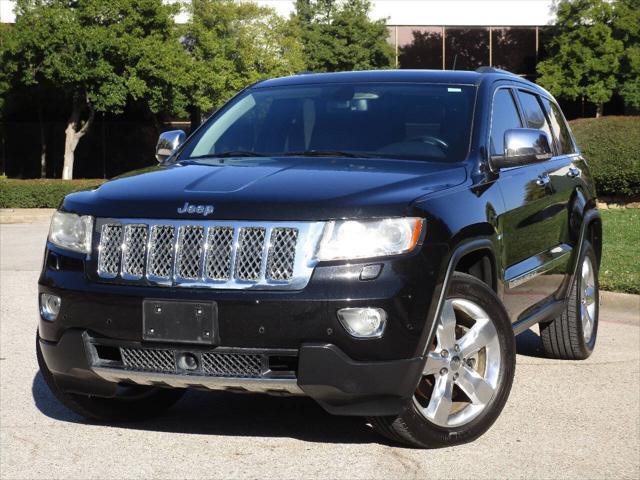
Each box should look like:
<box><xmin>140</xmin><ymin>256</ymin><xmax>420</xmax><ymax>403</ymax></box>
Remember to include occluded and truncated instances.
<box><xmin>445</xmin><ymin>27</ymin><xmax>489</xmax><ymax>70</ymax></box>
<box><xmin>397</xmin><ymin>26</ymin><xmax>444</xmax><ymax>69</ymax></box>
<box><xmin>492</xmin><ymin>27</ymin><xmax>537</xmax><ymax>77</ymax></box>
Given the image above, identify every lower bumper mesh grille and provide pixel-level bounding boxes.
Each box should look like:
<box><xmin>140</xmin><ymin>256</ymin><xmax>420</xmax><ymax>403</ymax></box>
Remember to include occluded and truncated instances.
<box><xmin>201</xmin><ymin>352</ymin><xmax>262</xmax><ymax>377</ymax></box>
<box><xmin>119</xmin><ymin>347</ymin><xmax>263</xmax><ymax>378</ymax></box>
<box><xmin>121</xmin><ymin>347</ymin><xmax>175</xmax><ymax>372</ymax></box>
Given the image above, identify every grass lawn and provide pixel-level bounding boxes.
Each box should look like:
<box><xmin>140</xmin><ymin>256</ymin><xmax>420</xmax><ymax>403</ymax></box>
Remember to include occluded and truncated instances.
<box><xmin>599</xmin><ymin>209</ymin><xmax>640</xmax><ymax>294</ymax></box>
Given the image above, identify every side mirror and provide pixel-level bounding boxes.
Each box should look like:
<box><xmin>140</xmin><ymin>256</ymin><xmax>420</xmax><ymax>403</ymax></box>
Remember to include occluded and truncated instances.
<box><xmin>492</xmin><ymin>128</ymin><xmax>553</xmax><ymax>169</ymax></box>
<box><xmin>156</xmin><ymin>130</ymin><xmax>186</xmax><ymax>163</ymax></box>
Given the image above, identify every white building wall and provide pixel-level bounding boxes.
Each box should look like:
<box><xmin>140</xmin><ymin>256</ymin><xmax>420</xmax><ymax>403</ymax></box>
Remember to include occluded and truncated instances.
<box><xmin>256</xmin><ymin>0</ymin><xmax>555</xmax><ymax>26</ymax></box>
<box><xmin>0</xmin><ymin>0</ymin><xmax>556</xmax><ymax>25</ymax></box>
<box><xmin>1</xmin><ymin>0</ymin><xmax>15</xmax><ymax>23</ymax></box>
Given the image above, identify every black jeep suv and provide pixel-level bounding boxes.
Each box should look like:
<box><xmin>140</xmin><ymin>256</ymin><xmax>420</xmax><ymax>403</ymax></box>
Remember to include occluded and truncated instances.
<box><xmin>37</xmin><ymin>68</ymin><xmax>601</xmax><ymax>448</ymax></box>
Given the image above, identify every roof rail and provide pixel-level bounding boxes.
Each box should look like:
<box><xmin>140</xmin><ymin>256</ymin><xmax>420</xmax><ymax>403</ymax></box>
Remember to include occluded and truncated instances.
<box><xmin>475</xmin><ymin>66</ymin><xmax>517</xmax><ymax>76</ymax></box>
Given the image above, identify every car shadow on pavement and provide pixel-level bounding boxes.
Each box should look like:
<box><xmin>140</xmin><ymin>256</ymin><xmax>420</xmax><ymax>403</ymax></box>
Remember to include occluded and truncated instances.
<box><xmin>515</xmin><ymin>328</ymin><xmax>547</xmax><ymax>358</ymax></box>
<box><xmin>32</xmin><ymin>330</ymin><xmax>548</xmax><ymax>443</ymax></box>
<box><xmin>31</xmin><ymin>372</ymin><xmax>383</xmax><ymax>445</ymax></box>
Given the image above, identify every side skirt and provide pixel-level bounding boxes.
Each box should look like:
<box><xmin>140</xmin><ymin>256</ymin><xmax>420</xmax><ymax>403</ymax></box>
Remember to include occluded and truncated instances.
<box><xmin>512</xmin><ymin>299</ymin><xmax>565</xmax><ymax>336</ymax></box>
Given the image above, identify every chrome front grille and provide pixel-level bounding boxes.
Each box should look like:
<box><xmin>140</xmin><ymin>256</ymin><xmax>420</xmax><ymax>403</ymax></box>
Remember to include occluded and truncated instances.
<box><xmin>94</xmin><ymin>219</ymin><xmax>322</xmax><ymax>290</ymax></box>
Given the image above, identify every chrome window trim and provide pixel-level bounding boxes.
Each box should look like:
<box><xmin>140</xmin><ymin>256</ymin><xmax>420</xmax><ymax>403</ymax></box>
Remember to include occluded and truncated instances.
<box><xmin>93</xmin><ymin>218</ymin><xmax>325</xmax><ymax>291</ymax></box>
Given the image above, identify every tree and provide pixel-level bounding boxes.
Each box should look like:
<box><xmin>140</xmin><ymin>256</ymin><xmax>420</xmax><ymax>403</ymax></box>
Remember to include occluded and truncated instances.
<box><xmin>291</xmin><ymin>0</ymin><xmax>394</xmax><ymax>73</ymax></box>
<box><xmin>0</xmin><ymin>25</ymin><xmax>11</xmax><ymax>116</ymax></box>
<box><xmin>612</xmin><ymin>0</ymin><xmax>640</xmax><ymax>109</ymax></box>
<box><xmin>181</xmin><ymin>0</ymin><xmax>304</xmax><ymax>130</ymax></box>
<box><xmin>2</xmin><ymin>0</ymin><xmax>188</xmax><ymax>179</ymax></box>
<box><xmin>537</xmin><ymin>0</ymin><xmax>624</xmax><ymax>117</ymax></box>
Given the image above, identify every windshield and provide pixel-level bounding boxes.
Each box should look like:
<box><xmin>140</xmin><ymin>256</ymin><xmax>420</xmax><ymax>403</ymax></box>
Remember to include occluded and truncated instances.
<box><xmin>179</xmin><ymin>82</ymin><xmax>476</xmax><ymax>163</ymax></box>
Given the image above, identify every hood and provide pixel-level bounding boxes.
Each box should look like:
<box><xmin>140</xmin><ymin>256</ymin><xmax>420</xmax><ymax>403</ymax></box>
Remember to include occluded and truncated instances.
<box><xmin>63</xmin><ymin>157</ymin><xmax>467</xmax><ymax>220</ymax></box>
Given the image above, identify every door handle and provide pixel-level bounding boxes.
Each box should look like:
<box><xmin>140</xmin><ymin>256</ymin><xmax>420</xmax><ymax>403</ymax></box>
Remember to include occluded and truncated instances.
<box><xmin>536</xmin><ymin>174</ymin><xmax>550</xmax><ymax>187</ymax></box>
<box><xmin>567</xmin><ymin>166</ymin><xmax>581</xmax><ymax>178</ymax></box>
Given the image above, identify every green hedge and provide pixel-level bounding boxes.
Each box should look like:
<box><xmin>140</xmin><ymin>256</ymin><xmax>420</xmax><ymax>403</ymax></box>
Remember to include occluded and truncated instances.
<box><xmin>569</xmin><ymin>116</ymin><xmax>640</xmax><ymax>197</ymax></box>
<box><xmin>0</xmin><ymin>178</ymin><xmax>106</xmax><ymax>208</ymax></box>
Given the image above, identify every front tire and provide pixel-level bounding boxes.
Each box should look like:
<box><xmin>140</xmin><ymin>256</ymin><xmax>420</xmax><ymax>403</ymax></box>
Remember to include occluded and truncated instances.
<box><xmin>540</xmin><ymin>240</ymin><xmax>599</xmax><ymax>360</ymax></box>
<box><xmin>37</xmin><ymin>332</ymin><xmax>185</xmax><ymax>422</ymax></box>
<box><xmin>370</xmin><ymin>273</ymin><xmax>516</xmax><ymax>448</ymax></box>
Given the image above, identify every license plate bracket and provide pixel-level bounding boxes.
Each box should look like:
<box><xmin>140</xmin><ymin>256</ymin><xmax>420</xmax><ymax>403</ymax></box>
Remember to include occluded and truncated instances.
<box><xmin>142</xmin><ymin>299</ymin><xmax>218</xmax><ymax>345</ymax></box>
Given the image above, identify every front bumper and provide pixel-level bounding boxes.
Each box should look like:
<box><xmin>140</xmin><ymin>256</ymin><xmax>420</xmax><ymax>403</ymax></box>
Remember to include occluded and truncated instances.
<box><xmin>37</xmin><ymin>241</ymin><xmax>446</xmax><ymax>416</ymax></box>
<box><xmin>39</xmin><ymin>330</ymin><xmax>424</xmax><ymax>416</ymax></box>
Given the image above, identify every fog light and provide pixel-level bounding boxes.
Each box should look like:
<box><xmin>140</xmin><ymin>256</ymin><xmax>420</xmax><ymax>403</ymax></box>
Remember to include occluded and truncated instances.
<box><xmin>177</xmin><ymin>352</ymin><xmax>199</xmax><ymax>371</ymax></box>
<box><xmin>40</xmin><ymin>294</ymin><xmax>61</xmax><ymax>322</ymax></box>
<box><xmin>337</xmin><ymin>307</ymin><xmax>387</xmax><ymax>338</ymax></box>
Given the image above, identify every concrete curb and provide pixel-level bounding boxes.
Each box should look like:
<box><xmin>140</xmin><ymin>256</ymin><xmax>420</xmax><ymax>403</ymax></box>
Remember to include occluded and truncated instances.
<box><xmin>0</xmin><ymin>208</ymin><xmax>55</xmax><ymax>224</ymax></box>
<box><xmin>600</xmin><ymin>290</ymin><xmax>640</xmax><ymax>319</ymax></box>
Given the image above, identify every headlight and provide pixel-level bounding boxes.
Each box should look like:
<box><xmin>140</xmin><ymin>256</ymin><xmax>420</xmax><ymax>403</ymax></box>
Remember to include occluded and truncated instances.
<box><xmin>48</xmin><ymin>211</ymin><xmax>93</xmax><ymax>254</ymax></box>
<box><xmin>315</xmin><ymin>217</ymin><xmax>424</xmax><ymax>261</ymax></box>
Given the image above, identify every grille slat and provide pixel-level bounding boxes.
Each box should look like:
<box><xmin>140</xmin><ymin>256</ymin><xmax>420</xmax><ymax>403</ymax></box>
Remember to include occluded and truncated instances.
<box><xmin>205</xmin><ymin>227</ymin><xmax>234</xmax><ymax>280</ymax></box>
<box><xmin>147</xmin><ymin>225</ymin><xmax>175</xmax><ymax>280</ymax></box>
<box><xmin>97</xmin><ymin>224</ymin><xmax>123</xmax><ymax>277</ymax></box>
<box><xmin>176</xmin><ymin>226</ymin><xmax>204</xmax><ymax>280</ymax></box>
<box><xmin>96</xmin><ymin>221</ymin><xmax>302</xmax><ymax>287</ymax></box>
<box><xmin>235</xmin><ymin>227</ymin><xmax>266</xmax><ymax>281</ymax></box>
<box><xmin>121</xmin><ymin>224</ymin><xmax>148</xmax><ymax>279</ymax></box>
<box><xmin>267</xmin><ymin>228</ymin><xmax>298</xmax><ymax>281</ymax></box>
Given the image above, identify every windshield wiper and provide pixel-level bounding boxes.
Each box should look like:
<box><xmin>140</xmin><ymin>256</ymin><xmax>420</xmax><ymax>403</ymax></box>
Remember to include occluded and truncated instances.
<box><xmin>281</xmin><ymin>150</ymin><xmax>369</xmax><ymax>158</ymax></box>
<box><xmin>185</xmin><ymin>151</ymin><xmax>268</xmax><ymax>160</ymax></box>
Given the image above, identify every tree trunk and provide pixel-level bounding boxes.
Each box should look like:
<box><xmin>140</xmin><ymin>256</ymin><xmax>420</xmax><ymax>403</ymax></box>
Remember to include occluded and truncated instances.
<box><xmin>37</xmin><ymin>102</ymin><xmax>47</xmax><ymax>178</ymax></box>
<box><xmin>596</xmin><ymin>103</ymin><xmax>603</xmax><ymax>118</ymax></box>
<box><xmin>189</xmin><ymin>106</ymin><xmax>201</xmax><ymax>134</ymax></box>
<box><xmin>62</xmin><ymin>97</ymin><xmax>94</xmax><ymax>180</ymax></box>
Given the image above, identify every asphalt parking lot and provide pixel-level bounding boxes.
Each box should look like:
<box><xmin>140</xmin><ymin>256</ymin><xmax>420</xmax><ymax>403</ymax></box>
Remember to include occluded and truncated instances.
<box><xmin>1</xmin><ymin>222</ymin><xmax>639</xmax><ymax>480</ymax></box>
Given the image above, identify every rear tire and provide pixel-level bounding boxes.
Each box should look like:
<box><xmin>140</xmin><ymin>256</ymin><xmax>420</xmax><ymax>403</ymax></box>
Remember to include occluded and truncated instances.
<box><xmin>37</xmin><ymin>332</ymin><xmax>185</xmax><ymax>422</ymax></box>
<box><xmin>540</xmin><ymin>240</ymin><xmax>599</xmax><ymax>360</ymax></box>
<box><xmin>369</xmin><ymin>273</ymin><xmax>515</xmax><ymax>448</ymax></box>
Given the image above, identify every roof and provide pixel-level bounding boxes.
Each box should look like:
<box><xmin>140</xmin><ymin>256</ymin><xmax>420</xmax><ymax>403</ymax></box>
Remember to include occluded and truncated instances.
<box><xmin>252</xmin><ymin>69</ymin><xmax>539</xmax><ymax>90</ymax></box>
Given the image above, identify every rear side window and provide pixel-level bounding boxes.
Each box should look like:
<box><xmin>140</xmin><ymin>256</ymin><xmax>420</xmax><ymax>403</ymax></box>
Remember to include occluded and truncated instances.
<box><xmin>517</xmin><ymin>90</ymin><xmax>554</xmax><ymax>151</ymax></box>
<box><xmin>490</xmin><ymin>89</ymin><xmax>522</xmax><ymax>156</ymax></box>
<box><xmin>542</xmin><ymin>98</ymin><xmax>575</xmax><ymax>155</ymax></box>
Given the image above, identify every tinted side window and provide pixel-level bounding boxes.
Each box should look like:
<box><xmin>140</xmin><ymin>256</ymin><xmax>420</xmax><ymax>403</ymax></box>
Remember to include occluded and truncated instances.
<box><xmin>517</xmin><ymin>90</ymin><xmax>553</xmax><ymax>150</ymax></box>
<box><xmin>490</xmin><ymin>89</ymin><xmax>522</xmax><ymax>155</ymax></box>
<box><xmin>542</xmin><ymin>97</ymin><xmax>575</xmax><ymax>155</ymax></box>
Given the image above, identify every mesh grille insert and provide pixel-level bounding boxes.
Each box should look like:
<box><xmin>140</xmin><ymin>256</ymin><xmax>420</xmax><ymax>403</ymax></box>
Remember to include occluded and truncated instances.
<box><xmin>98</xmin><ymin>224</ymin><xmax>123</xmax><ymax>277</ymax></box>
<box><xmin>176</xmin><ymin>226</ymin><xmax>204</xmax><ymax>280</ymax></box>
<box><xmin>121</xmin><ymin>224</ymin><xmax>148</xmax><ymax>278</ymax></box>
<box><xmin>235</xmin><ymin>227</ymin><xmax>266</xmax><ymax>280</ymax></box>
<box><xmin>148</xmin><ymin>225</ymin><xmax>175</xmax><ymax>279</ymax></box>
<box><xmin>205</xmin><ymin>227</ymin><xmax>234</xmax><ymax>280</ymax></box>
<box><xmin>201</xmin><ymin>352</ymin><xmax>262</xmax><ymax>378</ymax></box>
<box><xmin>120</xmin><ymin>347</ymin><xmax>176</xmax><ymax>372</ymax></box>
<box><xmin>267</xmin><ymin>228</ymin><xmax>298</xmax><ymax>281</ymax></box>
